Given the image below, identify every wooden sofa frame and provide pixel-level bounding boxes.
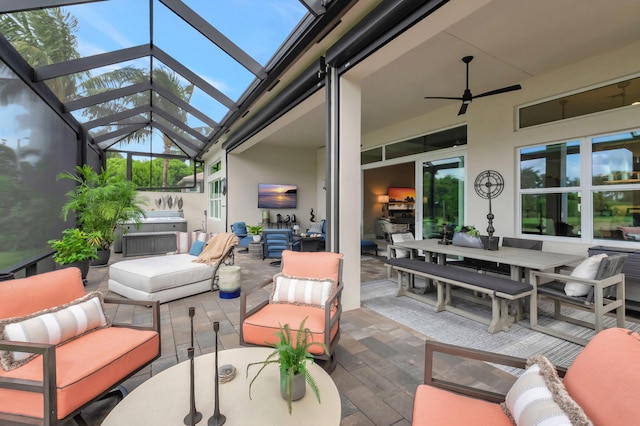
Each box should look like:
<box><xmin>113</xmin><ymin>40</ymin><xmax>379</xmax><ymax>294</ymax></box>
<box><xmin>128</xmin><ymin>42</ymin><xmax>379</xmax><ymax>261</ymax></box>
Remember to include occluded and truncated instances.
<box><xmin>0</xmin><ymin>287</ymin><xmax>160</xmax><ymax>426</ymax></box>
<box><xmin>530</xmin><ymin>254</ymin><xmax>627</xmax><ymax>345</ymax></box>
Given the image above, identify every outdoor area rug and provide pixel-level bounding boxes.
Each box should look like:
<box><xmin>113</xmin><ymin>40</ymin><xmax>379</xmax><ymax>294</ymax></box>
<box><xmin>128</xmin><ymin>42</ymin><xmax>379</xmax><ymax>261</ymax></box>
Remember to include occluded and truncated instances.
<box><xmin>361</xmin><ymin>278</ymin><xmax>640</xmax><ymax>369</ymax></box>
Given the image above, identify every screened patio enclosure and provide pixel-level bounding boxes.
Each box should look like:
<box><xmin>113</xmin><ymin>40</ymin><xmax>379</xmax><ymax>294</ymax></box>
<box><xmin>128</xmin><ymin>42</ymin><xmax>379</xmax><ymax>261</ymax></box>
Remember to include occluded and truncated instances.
<box><xmin>0</xmin><ymin>0</ymin><xmax>354</xmax><ymax>273</ymax></box>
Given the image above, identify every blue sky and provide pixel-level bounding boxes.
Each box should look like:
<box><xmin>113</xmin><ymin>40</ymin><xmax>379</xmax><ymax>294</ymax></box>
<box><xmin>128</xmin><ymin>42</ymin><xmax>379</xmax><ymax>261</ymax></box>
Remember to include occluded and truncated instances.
<box><xmin>68</xmin><ymin>0</ymin><xmax>307</xmax><ymax>118</ymax></box>
<box><xmin>55</xmin><ymin>0</ymin><xmax>308</xmax><ymax>153</ymax></box>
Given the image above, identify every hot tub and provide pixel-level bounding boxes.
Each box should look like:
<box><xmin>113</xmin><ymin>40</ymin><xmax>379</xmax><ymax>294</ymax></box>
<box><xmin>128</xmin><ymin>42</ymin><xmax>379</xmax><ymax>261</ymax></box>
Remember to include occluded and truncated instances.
<box><xmin>114</xmin><ymin>210</ymin><xmax>187</xmax><ymax>253</ymax></box>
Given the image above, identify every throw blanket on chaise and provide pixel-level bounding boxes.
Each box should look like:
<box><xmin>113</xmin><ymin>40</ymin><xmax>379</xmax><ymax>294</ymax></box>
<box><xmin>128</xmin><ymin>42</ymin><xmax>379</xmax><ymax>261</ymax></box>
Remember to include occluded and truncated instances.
<box><xmin>194</xmin><ymin>232</ymin><xmax>239</xmax><ymax>266</ymax></box>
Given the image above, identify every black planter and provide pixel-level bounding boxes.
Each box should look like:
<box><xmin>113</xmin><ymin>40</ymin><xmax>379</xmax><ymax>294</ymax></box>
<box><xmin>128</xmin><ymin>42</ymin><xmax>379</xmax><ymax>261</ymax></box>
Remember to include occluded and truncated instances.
<box><xmin>91</xmin><ymin>249</ymin><xmax>111</xmax><ymax>267</ymax></box>
<box><xmin>56</xmin><ymin>260</ymin><xmax>90</xmax><ymax>281</ymax></box>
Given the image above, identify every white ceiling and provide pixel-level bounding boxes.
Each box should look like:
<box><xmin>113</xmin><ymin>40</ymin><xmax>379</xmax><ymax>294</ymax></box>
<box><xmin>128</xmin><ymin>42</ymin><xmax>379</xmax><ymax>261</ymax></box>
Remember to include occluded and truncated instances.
<box><xmin>253</xmin><ymin>0</ymin><xmax>640</xmax><ymax>149</ymax></box>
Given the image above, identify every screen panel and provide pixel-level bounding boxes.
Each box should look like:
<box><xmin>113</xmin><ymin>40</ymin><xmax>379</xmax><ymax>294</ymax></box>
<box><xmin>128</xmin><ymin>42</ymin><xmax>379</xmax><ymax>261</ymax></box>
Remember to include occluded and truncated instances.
<box><xmin>0</xmin><ymin>61</ymin><xmax>78</xmax><ymax>271</ymax></box>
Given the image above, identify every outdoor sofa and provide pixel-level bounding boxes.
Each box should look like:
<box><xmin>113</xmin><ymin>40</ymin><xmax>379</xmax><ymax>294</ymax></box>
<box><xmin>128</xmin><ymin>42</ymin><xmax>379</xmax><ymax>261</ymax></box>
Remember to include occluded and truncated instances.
<box><xmin>412</xmin><ymin>327</ymin><xmax>640</xmax><ymax>425</ymax></box>
<box><xmin>0</xmin><ymin>267</ymin><xmax>160</xmax><ymax>425</ymax></box>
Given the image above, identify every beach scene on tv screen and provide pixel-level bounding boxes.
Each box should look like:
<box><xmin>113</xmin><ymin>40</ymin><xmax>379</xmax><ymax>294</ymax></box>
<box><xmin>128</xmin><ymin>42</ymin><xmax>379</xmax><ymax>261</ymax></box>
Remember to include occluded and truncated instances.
<box><xmin>258</xmin><ymin>184</ymin><xmax>297</xmax><ymax>209</ymax></box>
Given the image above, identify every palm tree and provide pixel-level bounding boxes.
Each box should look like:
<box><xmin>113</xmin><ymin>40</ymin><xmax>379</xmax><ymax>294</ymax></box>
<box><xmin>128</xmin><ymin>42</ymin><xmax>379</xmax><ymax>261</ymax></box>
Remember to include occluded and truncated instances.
<box><xmin>1</xmin><ymin>8</ymin><xmax>198</xmax><ymax>188</ymax></box>
<box><xmin>0</xmin><ymin>8</ymin><xmax>84</xmax><ymax>99</ymax></box>
<box><xmin>82</xmin><ymin>65</ymin><xmax>196</xmax><ymax>187</ymax></box>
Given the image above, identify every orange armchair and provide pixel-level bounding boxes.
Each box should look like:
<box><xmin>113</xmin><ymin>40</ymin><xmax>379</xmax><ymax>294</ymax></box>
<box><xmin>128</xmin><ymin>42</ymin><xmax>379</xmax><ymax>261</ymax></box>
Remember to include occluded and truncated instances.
<box><xmin>0</xmin><ymin>268</ymin><xmax>160</xmax><ymax>425</ymax></box>
<box><xmin>240</xmin><ymin>250</ymin><xmax>343</xmax><ymax>372</ymax></box>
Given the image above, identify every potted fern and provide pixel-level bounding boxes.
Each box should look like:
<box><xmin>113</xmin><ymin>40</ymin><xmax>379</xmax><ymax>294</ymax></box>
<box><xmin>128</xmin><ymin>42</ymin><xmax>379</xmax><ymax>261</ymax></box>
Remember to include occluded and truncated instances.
<box><xmin>246</xmin><ymin>318</ymin><xmax>327</xmax><ymax>414</ymax></box>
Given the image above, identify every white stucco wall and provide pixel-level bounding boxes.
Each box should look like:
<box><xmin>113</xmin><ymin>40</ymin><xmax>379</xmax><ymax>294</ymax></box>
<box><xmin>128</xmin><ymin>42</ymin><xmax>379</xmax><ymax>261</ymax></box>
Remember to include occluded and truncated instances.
<box><xmin>362</xmin><ymin>40</ymin><xmax>640</xmax><ymax>257</ymax></box>
<box><xmin>225</xmin><ymin>144</ymin><xmax>320</xmax><ymax>231</ymax></box>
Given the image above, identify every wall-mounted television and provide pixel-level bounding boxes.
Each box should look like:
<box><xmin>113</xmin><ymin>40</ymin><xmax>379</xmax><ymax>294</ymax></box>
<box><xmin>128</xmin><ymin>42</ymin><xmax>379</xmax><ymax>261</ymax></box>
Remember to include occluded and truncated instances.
<box><xmin>388</xmin><ymin>187</ymin><xmax>415</xmax><ymax>203</ymax></box>
<box><xmin>258</xmin><ymin>184</ymin><xmax>297</xmax><ymax>209</ymax></box>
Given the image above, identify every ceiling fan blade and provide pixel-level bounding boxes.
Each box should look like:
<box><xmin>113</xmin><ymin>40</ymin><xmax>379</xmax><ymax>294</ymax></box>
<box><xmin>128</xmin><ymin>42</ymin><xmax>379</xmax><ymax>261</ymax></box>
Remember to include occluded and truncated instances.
<box><xmin>473</xmin><ymin>84</ymin><xmax>522</xmax><ymax>99</ymax></box>
<box><xmin>457</xmin><ymin>102</ymin><xmax>468</xmax><ymax>115</ymax></box>
<box><xmin>424</xmin><ymin>96</ymin><xmax>464</xmax><ymax>100</ymax></box>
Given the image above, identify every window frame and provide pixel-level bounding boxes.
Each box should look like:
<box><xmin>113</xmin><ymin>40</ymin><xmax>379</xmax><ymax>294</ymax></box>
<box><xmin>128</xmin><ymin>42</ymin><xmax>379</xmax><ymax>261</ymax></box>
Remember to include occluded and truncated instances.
<box><xmin>207</xmin><ymin>157</ymin><xmax>224</xmax><ymax>221</ymax></box>
<box><xmin>517</xmin><ymin>128</ymin><xmax>640</xmax><ymax>244</ymax></box>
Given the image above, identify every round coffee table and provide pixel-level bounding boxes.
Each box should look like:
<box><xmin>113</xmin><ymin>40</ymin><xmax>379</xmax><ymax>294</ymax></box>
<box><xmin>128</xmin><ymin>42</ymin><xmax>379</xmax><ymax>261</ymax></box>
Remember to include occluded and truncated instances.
<box><xmin>102</xmin><ymin>347</ymin><xmax>340</xmax><ymax>425</ymax></box>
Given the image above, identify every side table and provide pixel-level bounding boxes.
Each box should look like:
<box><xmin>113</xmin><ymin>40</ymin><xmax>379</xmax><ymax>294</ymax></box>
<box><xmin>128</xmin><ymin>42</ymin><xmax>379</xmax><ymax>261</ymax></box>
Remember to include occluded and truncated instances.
<box><xmin>249</xmin><ymin>241</ymin><xmax>264</xmax><ymax>260</ymax></box>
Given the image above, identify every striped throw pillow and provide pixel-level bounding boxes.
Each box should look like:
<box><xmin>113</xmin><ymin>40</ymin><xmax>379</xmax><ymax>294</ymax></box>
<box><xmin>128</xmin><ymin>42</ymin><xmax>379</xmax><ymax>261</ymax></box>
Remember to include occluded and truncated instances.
<box><xmin>502</xmin><ymin>355</ymin><xmax>592</xmax><ymax>426</ymax></box>
<box><xmin>270</xmin><ymin>274</ymin><xmax>335</xmax><ymax>308</ymax></box>
<box><xmin>176</xmin><ymin>231</ymin><xmax>216</xmax><ymax>254</ymax></box>
<box><xmin>0</xmin><ymin>291</ymin><xmax>111</xmax><ymax>371</ymax></box>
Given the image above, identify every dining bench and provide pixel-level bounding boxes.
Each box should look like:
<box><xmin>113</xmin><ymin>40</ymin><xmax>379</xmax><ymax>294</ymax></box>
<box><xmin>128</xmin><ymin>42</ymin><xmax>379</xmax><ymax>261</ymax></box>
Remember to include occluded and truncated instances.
<box><xmin>386</xmin><ymin>258</ymin><xmax>533</xmax><ymax>333</ymax></box>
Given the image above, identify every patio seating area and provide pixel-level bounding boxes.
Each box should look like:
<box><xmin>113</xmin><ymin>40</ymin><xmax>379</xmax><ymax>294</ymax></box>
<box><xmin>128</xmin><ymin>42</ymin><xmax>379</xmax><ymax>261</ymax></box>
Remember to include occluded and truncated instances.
<box><xmin>68</xmin><ymin>247</ymin><xmax>517</xmax><ymax>425</ymax></box>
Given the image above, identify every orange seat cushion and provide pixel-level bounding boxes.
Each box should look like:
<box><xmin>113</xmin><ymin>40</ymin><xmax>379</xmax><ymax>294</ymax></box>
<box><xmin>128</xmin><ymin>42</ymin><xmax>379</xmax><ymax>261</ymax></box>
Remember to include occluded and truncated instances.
<box><xmin>242</xmin><ymin>304</ymin><xmax>338</xmax><ymax>355</ymax></box>
<box><xmin>0</xmin><ymin>327</ymin><xmax>159</xmax><ymax>420</ymax></box>
<box><xmin>412</xmin><ymin>385</ymin><xmax>512</xmax><ymax>426</ymax></box>
<box><xmin>563</xmin><ymin>328</ymin><xmax>640</xmax><ymax>426</ymax></box>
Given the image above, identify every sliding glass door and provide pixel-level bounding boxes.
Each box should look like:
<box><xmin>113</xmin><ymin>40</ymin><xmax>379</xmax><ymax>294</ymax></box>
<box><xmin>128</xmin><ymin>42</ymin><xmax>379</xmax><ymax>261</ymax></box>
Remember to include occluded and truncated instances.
<box><xmin>421</xmin><ymin>156</ymin><xmax>465</xmax><ymax>239</ymax></box>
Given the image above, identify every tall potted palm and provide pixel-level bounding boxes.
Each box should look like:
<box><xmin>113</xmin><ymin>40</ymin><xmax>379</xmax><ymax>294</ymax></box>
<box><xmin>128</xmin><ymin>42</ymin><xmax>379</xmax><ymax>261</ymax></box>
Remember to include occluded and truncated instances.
<box><xmin>59</xmin><ymin>165</ymin><xmax>146</xmax><ymax>265</ymax></box>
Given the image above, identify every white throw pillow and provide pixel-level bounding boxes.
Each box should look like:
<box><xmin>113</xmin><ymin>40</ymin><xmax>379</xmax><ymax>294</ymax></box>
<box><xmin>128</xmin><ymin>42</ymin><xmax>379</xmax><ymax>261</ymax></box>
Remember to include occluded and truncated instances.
<box><xmin>0</xmin><ymin>292</ymin><xmax>110</xmax><ymax>371</ymax></box>
<box><xmin>564</xmin><ymin>253</ymin><xmax>608</xmax><ymax>297</ymax></box>
<box><xmin>502</xmin><ymin>355</ymin><xmax>592</xmax><ymax>426</ymax></box>
<box><xmin>308</xmin><ymin>222</ymin><xmax>323</xmax><ymax>234</ymax></box>
<box><xmin>270</xmin><ymin>274</ymin><xmax>335</xmax><ymax>308</ymax></box>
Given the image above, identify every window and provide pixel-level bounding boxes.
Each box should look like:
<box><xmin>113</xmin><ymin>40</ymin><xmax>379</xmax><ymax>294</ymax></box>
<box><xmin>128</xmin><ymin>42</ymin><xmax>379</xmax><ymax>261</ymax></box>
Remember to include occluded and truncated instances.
<box><xmin>210</xmin><ymin>160</ymin><xmax>221</xmax><ymax>174</ymax></box>
<box><xmin>518</xmin><ymin>75</ymin><xmax>640</xmax><ymax>128</ymax></box>
<box><xmin>361</xmin><ymin>125</ymin><xmax>467</xmax><ymax>164</ymax></box>
<box><xmin>518</xmin><ymin>130</ymin><xmax>640</xmax><ymax>242</ymax></box>
<box><xmin>207</xmin><ymin>157</ymin><xmax>224</xmax><ymax>220</ymax></box>
<box><xmin>209</xmin><ymin>179</ymin><xmax>223</xmax><ymax>220</ymax></box>
<box><xmin>592</xmin><ymin>131</ymin><xmax>640</xmax><ymax>241</ymax></box>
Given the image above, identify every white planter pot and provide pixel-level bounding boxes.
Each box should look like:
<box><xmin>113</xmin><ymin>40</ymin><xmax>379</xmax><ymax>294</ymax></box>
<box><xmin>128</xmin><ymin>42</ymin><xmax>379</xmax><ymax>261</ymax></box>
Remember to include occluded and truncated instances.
<box><xmin>252</xmin><ymin>235</ymin><xmax>262</xmax><ymax>242</ymax></box>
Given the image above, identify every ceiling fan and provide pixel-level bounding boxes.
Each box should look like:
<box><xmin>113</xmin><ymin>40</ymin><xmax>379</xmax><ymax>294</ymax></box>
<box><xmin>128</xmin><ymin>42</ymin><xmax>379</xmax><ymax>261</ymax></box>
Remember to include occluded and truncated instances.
<box><xmin>424</xmin><ymin>56</ymin><xmax>522</xmax><ymax>115</ymax></box>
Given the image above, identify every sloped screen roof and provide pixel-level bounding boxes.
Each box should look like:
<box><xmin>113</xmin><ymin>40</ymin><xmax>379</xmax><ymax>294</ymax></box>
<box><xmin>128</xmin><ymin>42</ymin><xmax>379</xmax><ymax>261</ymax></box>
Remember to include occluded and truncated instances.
<box><xmin>0</xmin><ymin>0</ymin><xmax>325</xmax><ymax>159</ymax></box>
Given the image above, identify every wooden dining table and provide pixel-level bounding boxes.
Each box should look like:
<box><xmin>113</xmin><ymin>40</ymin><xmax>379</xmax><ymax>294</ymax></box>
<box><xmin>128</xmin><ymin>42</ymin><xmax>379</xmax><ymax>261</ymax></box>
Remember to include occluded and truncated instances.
<box><xmin>392</xmin><ymin>238</ymin><xmax>585</xmax><ymax>283</ymax></box>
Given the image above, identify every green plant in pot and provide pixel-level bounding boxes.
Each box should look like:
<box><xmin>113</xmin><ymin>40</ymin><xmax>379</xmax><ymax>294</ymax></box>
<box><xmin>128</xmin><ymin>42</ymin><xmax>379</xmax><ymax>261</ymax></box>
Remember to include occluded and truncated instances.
<box><xmin>247</xmin><ymin>225</ymin><xmax>263</xmax><ymax>242</ymax></box>
<box><xmin>58</xmin><ymin>165</ymin><xmax>146</xmax><ymax>265</ymax></box>
<box><xmin>48</xmin><ymin>228</ymin><xmax>100</xmax><ymax>279</ymax></box>
<box><xmin>454</xmin><ymin>225</ymin><xmax>480</xmax><ymax>237</ymax></box>
<box><xmin>246</xmin><ymin>318</ymin><xmax>327</xmax><ymax>414</ymax></box>
<box><xmin>452</xmin><ymin>225</ymin><xmax>483</xmax><ymax>249</ymax></box>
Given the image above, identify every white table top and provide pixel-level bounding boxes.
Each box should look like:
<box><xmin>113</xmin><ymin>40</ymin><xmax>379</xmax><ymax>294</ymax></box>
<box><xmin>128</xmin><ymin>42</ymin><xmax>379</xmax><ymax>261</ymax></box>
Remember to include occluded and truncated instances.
<box><xmin>395</xmin><ymin>238</ymin><xmax>584</xmax><ymax>271</ymax></box>
<box><xmin>102</xmin><ymin>347</ymin><xmax>341</xmax><ymax>426</ymax></box>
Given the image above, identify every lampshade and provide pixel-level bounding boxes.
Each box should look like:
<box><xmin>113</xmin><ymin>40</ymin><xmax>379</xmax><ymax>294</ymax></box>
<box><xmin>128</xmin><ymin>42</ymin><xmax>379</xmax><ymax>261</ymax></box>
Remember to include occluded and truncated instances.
<box><xmin>377</xmin><ymin>195</ymin><xmax>389</xmax><ymax>203</ymax></box>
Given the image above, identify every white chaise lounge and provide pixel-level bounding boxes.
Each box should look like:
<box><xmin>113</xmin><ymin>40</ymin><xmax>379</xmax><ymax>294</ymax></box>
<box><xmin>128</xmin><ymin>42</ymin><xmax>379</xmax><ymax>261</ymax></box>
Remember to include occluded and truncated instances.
<box><xmin>108</xmin><ymin>232</ymin><xmax>238</xmax><ymax>303</ymax></box>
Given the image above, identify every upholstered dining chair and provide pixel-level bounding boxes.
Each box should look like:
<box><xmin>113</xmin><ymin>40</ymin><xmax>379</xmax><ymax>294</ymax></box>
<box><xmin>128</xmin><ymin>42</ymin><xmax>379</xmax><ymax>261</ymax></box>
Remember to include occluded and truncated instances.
<box><xmin>477</xmin><ymin>237</ymin><xmax>543</xmax><ymax>275</ymax></box>
<box><xmin>239</xmin><ymin>250</ymin><xmax>343</xmax><ymax>372</ymax></box>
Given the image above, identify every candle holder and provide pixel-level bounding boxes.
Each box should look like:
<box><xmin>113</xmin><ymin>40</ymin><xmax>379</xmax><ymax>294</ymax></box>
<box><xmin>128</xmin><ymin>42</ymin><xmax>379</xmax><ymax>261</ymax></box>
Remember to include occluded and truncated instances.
<box><xmin>438</xmin><ymin>201</ymin><xmax>451</xmax><ymax>245</ymax></box>
<box><xmin>184</xmin><ymin>347</ymin><xmax>202</xmax><ymax>425</ymax></box>
<box><xmin>208</xmin><ymin>321</ymin><xmax>226</xmax><ymax>426</ymax></box>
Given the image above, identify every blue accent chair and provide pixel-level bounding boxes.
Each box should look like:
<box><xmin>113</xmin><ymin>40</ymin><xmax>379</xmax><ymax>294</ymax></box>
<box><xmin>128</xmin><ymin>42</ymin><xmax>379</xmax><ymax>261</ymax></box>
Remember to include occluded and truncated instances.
<box><xmin>231</xmin><ymin>222</ymin><xmax>253</xmax><ymax>250</ymax></box>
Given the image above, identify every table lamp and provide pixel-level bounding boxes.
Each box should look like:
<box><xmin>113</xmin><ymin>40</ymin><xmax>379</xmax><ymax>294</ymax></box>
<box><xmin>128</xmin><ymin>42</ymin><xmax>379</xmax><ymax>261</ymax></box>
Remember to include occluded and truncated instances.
<box><xmin>377</xmin><ymin>195</ymin><xmax>389</xmax><ymax>216</ymax></box>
